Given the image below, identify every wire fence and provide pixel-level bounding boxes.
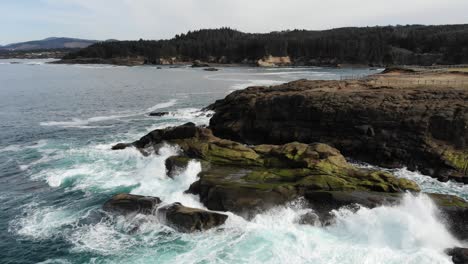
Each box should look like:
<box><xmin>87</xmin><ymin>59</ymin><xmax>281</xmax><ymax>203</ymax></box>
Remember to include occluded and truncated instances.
<box><xmin>339</xmin><ymin>74</ymin><xmax>468</xmax><ymax>87</ymax></box>
<box><xmin>401</xmin><ymin>64</ymin><xmax>468</xmax><ymax>70</ymax></box>
<box><xmin>368</xmin><ymin>79</ymin><xmax>468</xmax><ymax>88</ymax></box>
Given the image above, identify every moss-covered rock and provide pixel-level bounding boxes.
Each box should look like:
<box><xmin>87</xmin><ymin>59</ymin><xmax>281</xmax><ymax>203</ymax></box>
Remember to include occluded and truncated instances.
<box><xmin>111</xmin><ymin>124</ymin><xmax>467</xmax><ymax>240</ymax></box>
<box><xmin>113</xmin><ymin>125</ymin><xmax>420</xmax><ymax>216</ymax></box>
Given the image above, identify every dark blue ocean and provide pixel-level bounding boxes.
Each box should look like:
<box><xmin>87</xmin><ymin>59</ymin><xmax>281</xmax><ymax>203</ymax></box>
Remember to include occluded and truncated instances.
<box><xmin>0</xmin><ymin>59</ymin><xmax>466</xmax><ymax>264</ymax></box>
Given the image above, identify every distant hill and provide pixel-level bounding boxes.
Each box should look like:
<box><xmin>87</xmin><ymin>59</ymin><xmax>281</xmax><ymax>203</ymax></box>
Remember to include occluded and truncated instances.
<box><xmin>1</xmin><ymin>37</ymin><xmax>98</xmax><ymax>51</ymax></box>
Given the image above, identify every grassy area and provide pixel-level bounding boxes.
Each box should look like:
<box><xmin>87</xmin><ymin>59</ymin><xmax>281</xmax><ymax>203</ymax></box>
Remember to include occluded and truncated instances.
<box><xmin>448</xmin><ymin>68</ymin><xmax>468</xmax><ymax>72</ymax></box>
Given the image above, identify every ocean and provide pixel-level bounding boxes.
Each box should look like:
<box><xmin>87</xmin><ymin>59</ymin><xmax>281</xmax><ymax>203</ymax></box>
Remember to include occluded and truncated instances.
<box><xmin>0</xmin><ymin>59</ymin><xmax>466</xmax><ymax>264</ymax></box>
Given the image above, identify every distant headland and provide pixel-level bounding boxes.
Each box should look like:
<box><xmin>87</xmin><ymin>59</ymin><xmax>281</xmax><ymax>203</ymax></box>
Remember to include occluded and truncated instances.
<box><xmin>54</xmin><ymin>24</ymin><xmax>468</xmax><ymax>67</ymax></box>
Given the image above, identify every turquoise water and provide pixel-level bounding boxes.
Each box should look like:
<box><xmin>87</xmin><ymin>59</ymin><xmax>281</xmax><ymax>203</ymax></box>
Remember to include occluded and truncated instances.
<box><xmin>0</xmin><ymin>60</ymin><xmax>466</xmax><ymax>264</ymax></box>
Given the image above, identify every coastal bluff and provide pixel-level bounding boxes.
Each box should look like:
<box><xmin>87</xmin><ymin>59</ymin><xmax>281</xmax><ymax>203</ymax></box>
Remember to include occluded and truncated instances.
<box><xmin>208</xmin><ymin>72</ymin><xmax>468</xmax><ymax>183</ymax></box>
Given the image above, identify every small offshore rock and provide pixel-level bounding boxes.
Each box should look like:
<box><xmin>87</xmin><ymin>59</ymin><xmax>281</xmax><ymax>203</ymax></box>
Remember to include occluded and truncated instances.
<box><xmin>204</xmin><ymin>67</ymin><xmax>219</xmax><ymax>71</ymax></box>
<box><xmin>149</xmin><ymin>111</ymin><xmax>169</xmax><ymax>117</ymax></box>
<box><xmin>103</xmin><ymin>193</ymin><xmax>162</xmax><ymax>215</ymax></box>
<box><xmin>157</xmin><ymin>202</ymin><xmax>228</xmax><ymax>232</ymax></box>
<box><xmin>111</xmin><ymin>143</ymin><xmax>131</xmax><ymax>150</ymax></box>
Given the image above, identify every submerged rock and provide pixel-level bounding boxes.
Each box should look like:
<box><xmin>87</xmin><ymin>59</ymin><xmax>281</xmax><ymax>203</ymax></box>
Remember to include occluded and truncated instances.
<box><xmin>208</xmin><ymin>79</ymin><xmax>468</xmax><ymax>183</ymax></box>
<box><xmin>157</xmin><ymin>202</ymin><xmax>228</xmax><ymax>232</ymax></box>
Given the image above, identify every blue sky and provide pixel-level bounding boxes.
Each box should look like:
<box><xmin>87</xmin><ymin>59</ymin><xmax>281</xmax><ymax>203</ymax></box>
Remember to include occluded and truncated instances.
<box><xmin>1</xmin><ymin>0</ymin><xmax>468</xmax><ymax>45</ymax></box>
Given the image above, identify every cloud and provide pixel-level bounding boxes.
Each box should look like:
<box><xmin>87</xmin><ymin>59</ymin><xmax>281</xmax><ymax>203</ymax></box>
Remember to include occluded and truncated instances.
<box><xmin>1</xmin><ymin>0</ymin><xmax>468</xmax><ymax>44</ymax></box>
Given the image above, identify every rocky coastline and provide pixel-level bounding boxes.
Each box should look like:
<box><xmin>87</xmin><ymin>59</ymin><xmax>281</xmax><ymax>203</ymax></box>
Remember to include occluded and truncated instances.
<box><xmin>208</xmin><ymin>73</ymin><xmax>468</xmax><ymax>183</ymax></box>
<box><xmin>103</xmin><ymin>70</ymin><xmax>467</xmax><ymax>261</ymax></box>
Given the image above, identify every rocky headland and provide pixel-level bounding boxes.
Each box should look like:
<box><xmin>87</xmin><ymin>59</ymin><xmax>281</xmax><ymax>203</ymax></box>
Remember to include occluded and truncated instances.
<box><xmin>209</xmin><ymin>71</ymin><xmax>468</xmax><ymax>183</ymax></box>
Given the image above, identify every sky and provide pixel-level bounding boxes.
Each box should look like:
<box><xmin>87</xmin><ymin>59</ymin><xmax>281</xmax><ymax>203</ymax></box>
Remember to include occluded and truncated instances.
<box><xmin>1</xmin><ymin>0</ymin><xmax>468</xmax><ymax>45</ymax></box>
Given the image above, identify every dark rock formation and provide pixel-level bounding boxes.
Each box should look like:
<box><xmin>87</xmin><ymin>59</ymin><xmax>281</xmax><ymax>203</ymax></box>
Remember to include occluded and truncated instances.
<box><xmin>112</xmin><ymin>124</ymin><xmax>468</xmax><ymax>240</ymax></box>
<box><xmin>103</xmin><ymin>193</ymin><xmax>162</xmax><ymax>215</ymax></box>
<box><xmin>103</xmin><ymin>194</ymin><xmax>227</xmax><ymax>233</ymax></box>
<box><xmin>165</xmin><ymin>156</ymin><xmax>191</xmax><ymax>178</ymax></box>
<box><xmin>112</xmin><ymin>124</ymin><xmax>419</xmax><ymax>216</ymax></box>
<box><xmin>111</xmin><ymin>143</ymin><xmax>131</xmax><ymax>150</ymax></box>
<box><xmin>208</xmin><ymin>79</ymin><xmax>468</xmax><ymax>183</ymax></box>
<box><xmin>192</xmin><ymin>60</ymin><xmax>210</xmax><ymax>68</ymax></box>
<box><xmin>445</xmin><ymin>247</ymin><xmax>468</xmax><ymax>264</ymax></box>
<box><xmin>149</xmin><ymin>111</ymin><xmax>169</xmax><ymax>117</ymax></box>
<box><xmin>156</xmin><ymin>202</ymin><xmax>228</xmax><ymax>232</ymax></box>
<box><xmin>203</xmin><ymin>67</ymin><xmax>219</xmax><ymax>71</ymax></box>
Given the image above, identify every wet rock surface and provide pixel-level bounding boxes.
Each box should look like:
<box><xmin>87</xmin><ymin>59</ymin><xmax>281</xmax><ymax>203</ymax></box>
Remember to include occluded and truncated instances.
<box><xmin>149</xmin><ymin>111</ymin><xmax>169</xmax><ymax>117</ymax></box>
<box><xmin>157</xmin><ymin>202</ymin><xmax>228</xmax><ymax>232</ymax></box>
<box><xmin>103</xmin><ymin>194</ymin><xmax>227</xmax><ymax>233</ymax></box>
<box><xmin>110</xmin><ymin>122</ymin><xmax>467</xmax><ymax>238</ymax></box>
<box><xmin>103</xmin><ymin>193</ymin><xmax>162</xmax><ymax>215</ymax></box>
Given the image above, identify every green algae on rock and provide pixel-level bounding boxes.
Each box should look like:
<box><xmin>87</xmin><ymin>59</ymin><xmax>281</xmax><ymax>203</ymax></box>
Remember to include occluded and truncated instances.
<box><xmin>112</xmin><ymin>123</ymin><xmax>420</xmax><ymax>215</ymax></box>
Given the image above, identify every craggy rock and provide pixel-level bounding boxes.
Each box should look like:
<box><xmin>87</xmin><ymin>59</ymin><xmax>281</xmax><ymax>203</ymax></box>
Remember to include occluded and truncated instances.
<box><xmin>156</xmin><ymin>202</ymin><xmax>228</xmax><ymax>232</ymax></box>
<box><xmin>208</xmin><ymin>79</ymin><xmax>468</xmax><ymax>183</ymax></box>
<box><xmin>165</xmin><ymin>156</ymin><xmax>191</xmax><ymax>178</ymax></box>
<box><xmin>203</xmin><ymin>67</ymin><xmax>219</xmax><ymax>71</ymax></box>
<box><xmin>103</xmin><ymin>193</ymin><xmax>162</xmax><ymax>215</ymax></box>
<box><xmin>113</xmin><ymin>124</ymin><xmax>420</xmax><ymax>217</ymax></box>
<box><xmin>112</xmin><ymin>124</ymin><xmax>468</xmax><ymax>240</ymax></box>
<box><xmin>445</xmin><ymin>247</ymin><xmax>468</xmax><ymax>264</ymax></box>
<box><xmin>103</xmin><ymin>194</ymin><xmax>227</xmax><ymax>233</ymax></box>
<box><xmin>430</xmin><ymin>193</ymin><xmax>468</xmax><ymax>241</ymax></box>
<box><xmin>149</xmin><ymin>111</ymin><xmax>169</xmax><ymax>117</ymax></box>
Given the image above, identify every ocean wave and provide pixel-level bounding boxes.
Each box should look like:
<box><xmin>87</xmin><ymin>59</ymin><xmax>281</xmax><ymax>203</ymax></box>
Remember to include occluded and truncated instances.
<box><xmin>39</xmin><ymin>99</ymin><xmax>178</xmax><ymax>128</ymax></box>
<box><xmin>230</xmin><ymin>79</ymin><xmax>285</xmax><ymax>90</ymax></box>
<box><xmin>19</xmin><ymin>194</ymin><xmax>455</xmax><ymax>263</ymax></box>
<box><xmin>0</xmin><ymin>139</ymin><xmax>48</xmax><ymax>153</ymax></box>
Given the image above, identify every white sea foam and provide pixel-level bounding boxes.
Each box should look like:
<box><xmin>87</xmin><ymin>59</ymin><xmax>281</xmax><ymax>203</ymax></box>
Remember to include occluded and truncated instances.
<box><xmin>40</xmin><ymin>99</ymin><xmax>178</xmax><ymax>128</ymax></box>
<box><xmin>9</xmin><ymin>202</ymin><xmax>80</xmax><ymax>240</ymax></box>
<box><xmin>393</xmin><ymin>167</ymin><xmax>468</xmax><ymax>199</ymax></box>
<box><xmin>230</xmin><ymin>79</ymin><xmax>285</xmax><ymax>90</ymax></box>
<box><xmin>0</xmin><ymin>139</ymin><xmax>48</xmax><ymax>153</ymax></box>
<box><xmin>146</xmin><ymin>99</ymin><xmax>178</xmax><ymax>112</ymax></box>
<box><xmin>63</xmin><ymin>194</ymin><xmax>456</xmax><ymax>263</ymax></box>
<box><xmin>352</xmin><ymin>162</ymin><xmax>468</xmax><ymax>200</ymax></box>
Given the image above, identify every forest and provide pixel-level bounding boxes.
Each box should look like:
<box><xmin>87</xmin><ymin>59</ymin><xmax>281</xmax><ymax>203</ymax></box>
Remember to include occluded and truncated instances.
<box><xmin>63</xmin><ymin>25</ymin><xmax>468</xmax><ymax>66</ymax></box>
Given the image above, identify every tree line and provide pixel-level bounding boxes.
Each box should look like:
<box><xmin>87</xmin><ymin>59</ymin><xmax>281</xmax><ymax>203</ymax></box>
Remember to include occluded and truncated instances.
<box><xmin>63</xmin><ymin>25</ymin><xmax>468</xmax><ymax>66</ymax></box>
